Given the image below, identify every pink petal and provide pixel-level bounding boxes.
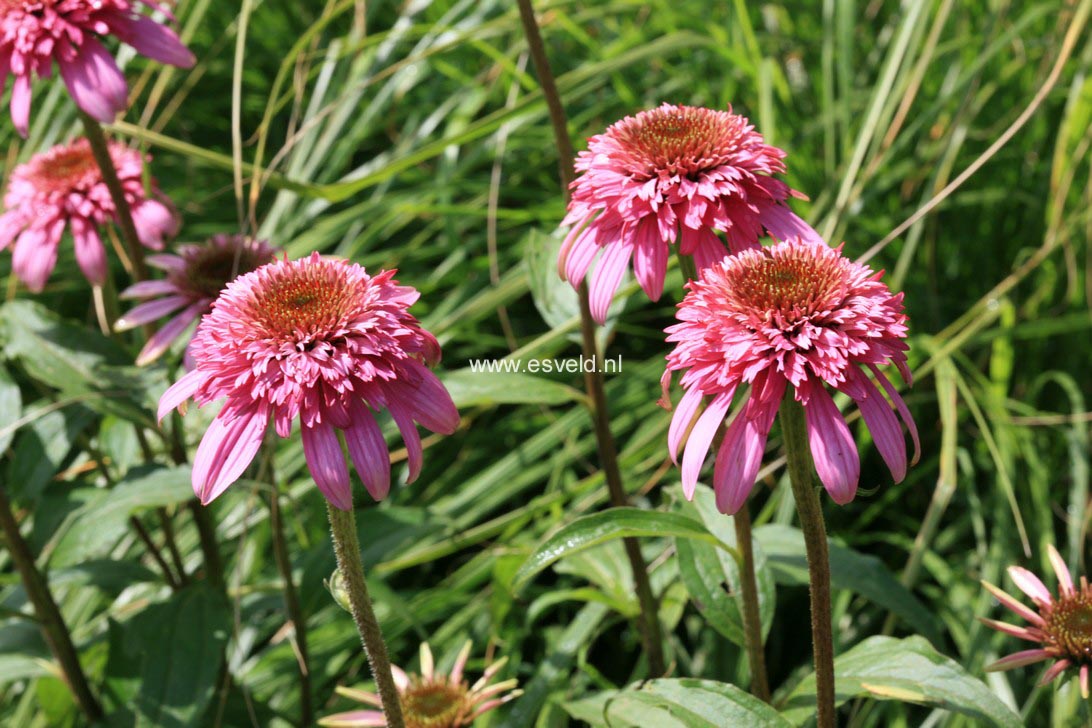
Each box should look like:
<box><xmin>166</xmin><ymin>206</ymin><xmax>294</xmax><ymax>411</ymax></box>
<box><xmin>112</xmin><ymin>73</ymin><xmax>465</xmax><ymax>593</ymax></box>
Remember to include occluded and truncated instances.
<box><xmin>302</xmin><ymin>419</ymin><xmax>352</xmax><ymax>511</ymax></box>
<box><xmin>192</xmin><ymin>407</ymin><xmax>267</xmax><ymax>505</ymax></box>
<box><xmin>12</xmin><ymin>227</ymin><xmax>59</xmax><ymax>293</ymax></box>
<box><xmin>588</xmin><ymin>242</ymin><xmax>632</xmax><ymax>324</ymax></box>
<box><xmin>758</xmin><ymin>204</ymin><xmax>825</xmax><ymax>246</ymax></box>
<box><xmin>984</xmin><ymin>649</ymin><xmax>1051</xmax><ymax>672</ymax></box>
<box><xmin>344</xmin><ymin>401</ymin><xmax>391</xmax><ymax>501</ymax></box>
<box><xmin>157</xmin><ymin>368</ymin><xmax>203</xmax><ymax>422</ymax></box>
<box><xmin>136</xmin><ymin>302</ymin><xmax>204</xmax><ymax>365</ymax></box>
<box><xmin>70</xmin><ymin>217</ymin><xmax>106</xmax><ymax>286</ymax></box>
<box><xmin>631</xmin><ymin>218</ymin><xmax>667</xmax><ymax>302</ymax></box>
<box><xmin>1038</xmin><ymin>659</ymin><xmax>1072</xmax><ymax>686</ymax></box>
<box><xmin>1081</xmin><ymin>665</ymin><xmax>1089</xmax><ymax>699</ymax></box>
<box><xmin>115</xmin><ymin>295</ymin><xmax>190</xmax><ymax>331</ymax></box>
<box><xmin>449</xmin><ymin>641</ymin><xmax>472</xmax><ymax>685</ymax></box>
<box><xmin>869</xmin><ymin>365</ymin><xmax>920</xmax><ymax>465</ymax></box>
<box><xmin>1047</xmin><ymin>544</ymin><xmax>1075</xmax><ymax>597</ymax></box>
<box><xmin>58</xmin><ymin>38</ymin><xmax>129</xmax><ymax>123</ymax></box>
<box><xmin>680</xmin><ymin>390</ymin><xmax>733</xmax><ymax>499</ymax></box>
<box><xmin>387</xmin><ymin>402</ymin><xmax>423</xmax><ymax>484</ymax></box>
<box><xmin>844</xmin><ymin>369</ymin><xmax>906</xmax><ymax>482</ymax></box>
<box><xmin>801</xmin><ymin>381</ymin><xmax>860</xmax><ymax>505</ymax></box>
<box><xmin>564</xmin><ymin>225</ymin><xmax>599</xmax><ymax>286</ymax></box>
<box><xmin>399</xmin><ymin>361</ymin><xmax>459</xmax><ymax>435</ymax></box>
<box><xmin>668</xmin><ymin>386</ymin><xmax>705</xmax><ymax>465</ymax></box>
<box><xmin>1009</xmin><ymin>566</ymin><xmax>1052</xmax><ymax>604</ymax></box>
<box><xmin>978</xmin><ymin>617</ymin><xmax>1038</xmax><ymax>642</ymax></box>
<box><xmin>130</xmin><ymin>199</ymin><xmax>178</xmax><ymax>249</ymax></box>
<box><xmin>120</xmin><ymin>279</ymin><xmax>179</xmax><ymax>299</ymax></box>
<box><xmin>316</xmin><ymin>710</ymin><xmax>387</xmax><ymax>727</ymax></box>
<box><xmin>111</xmin><ymin>15</ymin><xmax>196</xmax><ymax>68</ymax></box>
<box><xmin>690</xmin><ymin>227</ymin><xmax>728</xmax><ymax>271</ymax></box>
<box><xmin>0</xmin><ymin>210</ymin><xmax>24</xmax><ymax>251</ymax></box>
<box><xmin>712</xmin><ymin>384</ymin><xmax>781</xmax><ymax>514</ymax></box>
<box><xmin>10</xmin><ymin>73</ymin><xmax>31</xmax><ymax>138</ymax></box>
<box><xmin>981</xmin><ymin>581</ymin><xmax>1045</xmax><ymax>626</ymax></box>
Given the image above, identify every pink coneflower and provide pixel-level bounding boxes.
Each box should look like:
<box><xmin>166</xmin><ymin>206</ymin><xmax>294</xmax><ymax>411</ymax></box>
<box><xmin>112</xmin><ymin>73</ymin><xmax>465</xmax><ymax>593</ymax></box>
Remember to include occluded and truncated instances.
<box><xmin>115</xmin><ymin>234</ymin><xmax>278</xmax><ymax>366</ymax></box>
<box><xmin>660</xmin><ymin>238</ymin><xmax>918</xmax><ymax>514</ymax></box>
<box><xmin>982</xmin><ymin>545</ymin><xmax>1092</xmax><ymax>697</ymax></box>
<box><xmin>558</xmin><ymin>103</ymin><xmax>821</xmax><ymax>323</ymax></box>
<box><xmin>0</xmin><ymin>136</ymin><xmax>177</xmax><ymax>292</ymax></box>
<box><xmin>158</xmin><ymin>253</ymin><xmax>459</xmax><ymax>510</ymax></box>
<box><xmin>319</xmin><ymin>641</ymin><xmax>522</xmax><ymax>728</ymax></box>
<box><xmin>0</xmin><ymin>0</ymin><xmax>195</xmax><ymax>137</ymax></box>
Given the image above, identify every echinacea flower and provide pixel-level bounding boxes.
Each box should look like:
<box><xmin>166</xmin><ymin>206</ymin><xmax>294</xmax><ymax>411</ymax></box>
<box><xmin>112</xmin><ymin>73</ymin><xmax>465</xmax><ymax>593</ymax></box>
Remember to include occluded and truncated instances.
<box><xmin>981</xmin><ymin>545</ymin><xmax>1092</xmax><ymax>697</ymax></box>
<box><xmin>319</xmin><ymin>641</ymin><xmax>522</xmax><ymax>728</ymax></box>
<box><xmin>158</xmin><ymin>253</ymin><xmax>459</xmax><ymax>509</ymax></box>
<box><xmin>558</xmin><ymin>103</ymin><xmax>821</xmax><ymax>323</ymax></box>
<box><xmin>660</xmin><ymin>238</ymin><xmax>918</xmax><ymax>514</ymax></box>
<box><xmin>0</xmin><ymin>136</ymin><xmax>177</xmax><ymax>292</ymax></box>
<box><xmin>0</xmin><ymin>0</ymin><xmax>195</xmax><ymax>136</ymax></box>
<box><xmin>115</xmin><ymin>234</ymin><xmax>278</xmax><ymax>366</ymax></box>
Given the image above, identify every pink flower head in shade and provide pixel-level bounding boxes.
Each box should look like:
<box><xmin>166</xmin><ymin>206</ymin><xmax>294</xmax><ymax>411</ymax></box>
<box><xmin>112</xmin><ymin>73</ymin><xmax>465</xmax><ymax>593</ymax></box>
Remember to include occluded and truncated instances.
<box><xmin>558</xmin><ymin>103</ymin><xmax>822</xmax><ymax>323</ymax></box>
<box><xmin>318</xmin><ymin>641</ymin><xmax>522</xmax><ymax>728</ymax></box>
<box><xmin>0</xmin><ymin>0</ymin><xmax>195</xmax><ymax>137</ymax></box>
<box><xmin>0</xmin><ymin>136</ymin><xmax>178</xmax><ymax>292</ymax></box>
<box><xmin>981</xmin><ymin>545</ymin><xmax>1092</xmax><ymax>698</ymax></box>
<box><xmin>158</xmin><ymin>252</ymin><xmax>460</xmax><ymax>510</ymax></box>
<box><xmin>660</xmin><ymin>238</ymin><xmax>919</xmax><ymax>514</ymax></box>
<box><xmin>115</xmin><ymin>234</ymin><xmax>278</xmax><ymax>366</ymax></box>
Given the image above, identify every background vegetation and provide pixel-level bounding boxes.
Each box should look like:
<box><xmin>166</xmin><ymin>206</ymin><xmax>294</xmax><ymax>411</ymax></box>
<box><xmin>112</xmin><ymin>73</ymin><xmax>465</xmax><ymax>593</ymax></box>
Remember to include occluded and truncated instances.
<box><xmin>1</xmin><ymin>0</ymin><xmax>1090</xmax><ymax>725</ymax></box>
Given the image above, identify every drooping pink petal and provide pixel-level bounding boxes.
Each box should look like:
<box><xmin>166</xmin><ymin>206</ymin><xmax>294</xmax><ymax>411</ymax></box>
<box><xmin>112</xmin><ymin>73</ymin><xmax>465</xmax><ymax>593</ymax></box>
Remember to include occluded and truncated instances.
<box><xmin>869</xmin><ymin>364</ymin><xmax>920</xmax><ymax>465</ymax></box>
<box><xmin>388</xmin><ymin>401</ymin><xmax>423</xmax><ymax>484</ymax></box>
<box><xmin>158</xmin><ymin>368</ymin><xmax>204</xmax><ymax>422</ymax></box>
<box><xmin>588</xmin><ymin>242</ymin><xmax>632</xmax><ymax>323</ymax></box>
<box><xmin>12</xmin><ymin>227</ymin><xmax>60</xmax><ymax>293</ymax></box>
<box><xmin>843</xmin><ymin>369</ymin><xmax>906</xmax><ymax>482</ymax></box>
<box><xmin>302</xmin><ymin>419</ymin><xmax>353</xmax><ymax>511</ymax></box>
<box><xmin>668</xmin><ymin>386</ymin><xmax>705</xmax><ymax>465</ymax></box>
<box><xmin>317</xmin><ymin>710</ymin><xmax>388</xmax><ymax>727</ymax></box>
<box><xmin>130</xmin><ymin>199</ymin><xmax>178</xmax><ymax>249</ymax></box>
<box><xmin>801</xmin><ymin>381</ymin><xmax>860</xmax><ymax>504</ymax></box>
<box><xmin>631</xmin><ymin>217</ymin><xmax>667</xmax><ymax>302</ymax></box>
<box><xmin>58</xmin><ymin>37</ymin><xmax>128</xmax><ymax>123</ymax></box>
<box><xmin>1081</xmin><ymin>665</ymin><xmax>1089</xmax><ymax>699</ymax></box>
<box><xmin>1009</xmin><ymin>566</ymin><xmax>1053</xmax><ymax>604</ymax></box>
<box><xmin>136</xmin><ymin>302</ymin><xmax>204</xmax><ymax>366</ymax></box>
<box><xmin>984</xmin><ymin>649</ymin><xmax>1051</xmax><ymax>672</ymax></box>
<box><xmin>977</xmin><ymin>618</ymin><xmax>1038</xmax><ymax>642</ymax></box>
<box><xmin>344</xmin><ymin>401</ymin><xmax>391</xmax><ymax>501</ymax></box>
<box><xmin>758</xmin><ymin>204</ymin><xmax>824</xmax><ymax>246</ymax></box>
<box><xmin>120</xmin><ymin>279</ymin><xmax>178</xmax><ymax>299</ymax></box>
<box><xmin>1038</xmin><ymin>659</ymin><xmax>1072</xmax><ymax>686</ymax></box>
<box><xmin>192</xmin><ymin>408</ymin><xmax>268</xmax><ymax>505</ymax></box>
<box><xmin>115</xmin><ymin>295</ymin><xmax>191</xmax><ymax>331</ymax></box>
<box><xmin>712</xmin><ymin>378</ymin><xmax>783</xmax><ymax>514</ymax></box>
<box><xmin>10</xmin><ymin>74</ymin><xmax>31</xmax><ymax>138</ymax></box>
<box><xmin>397</xmin><ymin>361</ymin><xmax>459</xmax><ymax>435</ymax></box>
<box><xmin>680</xmin><ymin>390</ymin><xmax>733</xmax><ymax>499</ymax></box>
<box><xmin>110</xmin><ymin>15</ymin><xmax>196</xmax><ymax>68</ymax></box>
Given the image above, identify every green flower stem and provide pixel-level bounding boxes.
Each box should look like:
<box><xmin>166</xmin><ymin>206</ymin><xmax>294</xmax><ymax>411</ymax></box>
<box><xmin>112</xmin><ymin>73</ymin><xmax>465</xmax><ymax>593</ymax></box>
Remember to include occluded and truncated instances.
<box><xmin>516</xmin><ymin>0</ymin><xmax>666</xmax><ymax>677</ymax></box>
<box><xmin>79</xmin><ymin>112</ymin><xmax>149</xmax><ymax>282</ymax></box>
<box><xmin>0</xmin><ymin>486</ymin><xmax>104</xmax><ymax>723</ymax></box>
<box><xmin>780</xmin><ymin>394</ymin><xmax>836</xmax><ymax>728</ymax></box>
<box><xmin>326</xmin><ymin>503</ymin><xmax>405</xmax><ymax>728</ymax></box>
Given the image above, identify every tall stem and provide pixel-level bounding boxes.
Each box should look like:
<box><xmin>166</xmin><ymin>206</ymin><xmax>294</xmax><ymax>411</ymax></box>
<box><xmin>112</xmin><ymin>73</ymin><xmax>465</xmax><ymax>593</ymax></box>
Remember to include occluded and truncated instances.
<box><xmin>189</xmin><ymin>502</ymin><xmax>225</xmax><ymax>591</ymax></box>
<box><xmin>780</xmin><ymin>395</ymin><xmax>836</xmax><ymax>728</ymax></box>
<box><xmin>326</xmin><ymin>504</ymin><xmax>405</xmax><ymax>728</ymax></box>
<box><xmin>79</xmin><ymin>112</ymin><xmax>148</xmax><ymax>282</ymax></box>
<box><xmin>733</xmin><ymin>505</ymin><xmax>771</xmax><ymax>702</ymax></box>
<box><xmin>269</xmin><ymin>491</ymin><xmax>313</xmax><ymax>726</ymax></box>
<box><xmin>515</xmin><ymin>0</ymin><xmax>665</xmax><ymax>677</ymax></box>
<box><xmin>0</xmin><ymin>487</ymin><xmax>104</xmax><ymax>722</ymax></box>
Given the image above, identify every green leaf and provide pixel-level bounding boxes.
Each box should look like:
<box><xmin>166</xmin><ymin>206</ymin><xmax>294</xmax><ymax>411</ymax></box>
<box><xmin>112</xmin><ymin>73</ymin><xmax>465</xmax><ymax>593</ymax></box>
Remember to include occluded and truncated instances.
<box><xmin>754</xmin><ymin>524</ymin><xmax>943</xmax><ymax>646</ymax></box>
<box><xmin>439</xmin><ymin>368</ymin><xmax>584</xmax><ymax>409</ymax></box>
<box><xmin>0</xmin><ymin>623</ymin><xmax>55</xmax><ymax>686</ymax></box>
<box><xmin>672</xmin><ymin>484</ymin><xmax>776</xmax><ymax>647</ymax></box>
<box><xmin>0</xmin><ymin>300</ymin><xmax>158</xmax><ymax>426</ymax></box>
<box><xmin>49</xmin><ymin>467</ymin><xmax>193</xmax><ymax>568</ymax></box>
<box><xmin>567</xmin><ymin>679</ymin><xmax>792</xmax><ymax>727</ymax></box>
<box><xmin>513</xmin><ymin>508</ymin><xmax>732</xmax><ymax>592</ymax></box>
<box><xmin>780</xmin><ymin>636</ymin><xmax>1022</xmax><ymax>728</ymax></box>
<box><xmin>0</xmin><ymin>364</ymin><xmax>21</xmax><ymax>453</ymax></box>
<box><xmin>5</xmin><ymin>405</ymin><xmax>96</xmax><ymax>502</ymax></box>
<box><xmin>105</xmin><ymin>584</ymin><xmax>231</xmax><ymax>727</ymax></box>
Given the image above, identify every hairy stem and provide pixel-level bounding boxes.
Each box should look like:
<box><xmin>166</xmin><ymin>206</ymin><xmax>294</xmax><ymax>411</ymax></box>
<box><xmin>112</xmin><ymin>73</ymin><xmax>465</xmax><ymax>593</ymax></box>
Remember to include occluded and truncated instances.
<box><xmin>326</xmin><ymin>504</ymin><xmax>405</xmax><ymax>728</ymax></box>
<box><xmin>780</xmin><ymin>395</ymin><xmax>836</xmax><ymax>728</ymax></box>
<box><xmin>0</xmin><ymin>487</ymin><xmax>104</xmax><ymax>722</ymax></box>
<box><xmin>515</xmin><ymin>0</ymin><xmax>666</xmax><ymax>677</ymax></box>
<box><xmin>733</xmin><ymin>506</ymin><xmax>771</xmax><ymax>702</ymax></box>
